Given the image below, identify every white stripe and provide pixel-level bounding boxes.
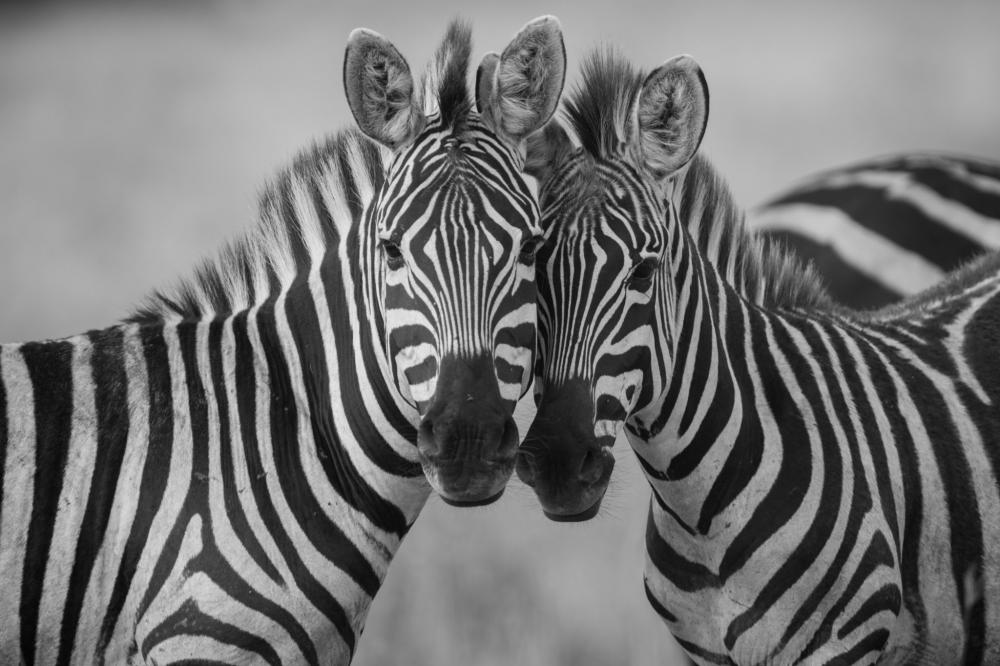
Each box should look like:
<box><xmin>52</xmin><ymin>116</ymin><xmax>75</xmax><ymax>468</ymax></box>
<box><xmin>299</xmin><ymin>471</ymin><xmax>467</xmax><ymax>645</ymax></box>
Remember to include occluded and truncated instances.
<box><xmin>247</xmin><ymin>296</ymin><xmax>366</xmax><ymax>648</ymax></box>
<box><xmin>121</xmin><ymin>325</ymin><xmax>194</xmax><ymax>651</ymax></box>
<box><xmin>198</xmin><ymin>321</ymin><xmax>309</xmax><ymax>665</ymax></box>
<box><xmin>751</xmin><ymin>203</ymin><xmax>945</xmax><ymax>295</ymax></box>
<box><xmin>0</xmin><ymin>345</ymin><xmax>33</xmax><ymax>665</ymax></box>
<box><xmin>819</xmin><ymin>169</ymin><xmax>1000</xmax><ymax>248</ymax></box>
<box><xmin>36</xmin><ymin>337</ymin><xmax>97</xmax><ymax>664</ymax></box>
<box><xmin>74</xmin><ymin>325</ymin><xmax>150</xmax><ymax>662</ymax></box>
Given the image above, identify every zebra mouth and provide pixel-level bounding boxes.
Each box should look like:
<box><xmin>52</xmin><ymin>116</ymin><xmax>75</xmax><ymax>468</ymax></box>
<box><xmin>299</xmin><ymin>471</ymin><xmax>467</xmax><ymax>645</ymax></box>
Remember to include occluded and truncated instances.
<box><xmin>440</xmin><ymin>488</ymin><xmax>506</xmax><ymax>507</ymax></box>
<box><xmin>543</xmin><ymin>499</ymin><xmax>602</xmax><ymax>522</ymax></box>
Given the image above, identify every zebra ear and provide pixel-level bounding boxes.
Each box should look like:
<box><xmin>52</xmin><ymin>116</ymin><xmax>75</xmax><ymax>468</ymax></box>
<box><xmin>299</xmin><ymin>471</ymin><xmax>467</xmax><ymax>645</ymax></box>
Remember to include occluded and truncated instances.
<box><xmin>525</xmin><ymin>120</ymin><xmax>573</xmax><ymax>186</ymax></box>
<box><xmin>343</xmin><ymin>28</ymin><xmax>425</xmax><ymax>151</ymax></box>
<box><xmin>632</xmin><ymin>55</ymin><xmax>709</xmax><ymax>180</ymax></box>
<box><xmin>476</xmin><ymin>15</ymin><xmax>567</xmax><ymax>146</ymax></box>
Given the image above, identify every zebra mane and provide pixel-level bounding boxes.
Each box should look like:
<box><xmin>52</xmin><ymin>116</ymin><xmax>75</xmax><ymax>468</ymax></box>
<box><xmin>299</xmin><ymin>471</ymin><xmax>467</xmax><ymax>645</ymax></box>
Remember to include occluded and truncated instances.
<box><xmin>563</xmin><ymin>48</ymin><xmax>830</xmax><ymax>311</ymax></box>
<box><xmin>677</xmin><ymin>155</ymin><xmax>831</xmax><ymax>310</ymax></box>
<box><xmin>422</xmin><ymin>19</ymin><xmax>473</xmax><ymax>131</ymax></box>
<box><xmin>128</xmin><ymin>129</ymin><xmax>387</xmax><ymax>324</ymax></box>
<box><xmin>563</xmin><ymin>47</ymin><xmax>643</xmax><ymax>161</ymax></box>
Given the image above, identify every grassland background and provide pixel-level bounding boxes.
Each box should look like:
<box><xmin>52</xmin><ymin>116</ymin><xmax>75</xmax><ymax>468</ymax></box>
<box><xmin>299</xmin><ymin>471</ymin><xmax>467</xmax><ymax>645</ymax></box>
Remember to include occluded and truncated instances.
<box><xmin>1</xmin><ymin>2</ymin><xmax>998</xmax><ymax>664</ymax></box>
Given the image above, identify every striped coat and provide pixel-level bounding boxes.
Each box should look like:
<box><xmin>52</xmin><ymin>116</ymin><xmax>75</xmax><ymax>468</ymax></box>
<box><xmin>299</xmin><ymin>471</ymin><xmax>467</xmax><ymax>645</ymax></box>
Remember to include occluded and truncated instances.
<box><xmin>0</xmin><ymin>15</ymin><xmax>566</xmax><ymax>665</ymax></box>
<box><xmin>521</xmin><ymin>50</ymin><xmax>1000</xmax><ymax>664</ymax></box>
<box><xmin>751</xmin><ymin>154</ymin><xmax>1000</xmax><ymax>308</ymax></box>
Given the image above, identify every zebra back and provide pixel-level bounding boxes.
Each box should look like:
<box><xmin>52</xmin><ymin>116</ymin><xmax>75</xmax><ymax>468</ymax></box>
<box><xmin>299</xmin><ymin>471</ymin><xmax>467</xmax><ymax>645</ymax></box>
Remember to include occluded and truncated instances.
<box><xmin>751</xmin><ymin>153</ymin><xmax>1000</xmax><ymax>308</ymax></box>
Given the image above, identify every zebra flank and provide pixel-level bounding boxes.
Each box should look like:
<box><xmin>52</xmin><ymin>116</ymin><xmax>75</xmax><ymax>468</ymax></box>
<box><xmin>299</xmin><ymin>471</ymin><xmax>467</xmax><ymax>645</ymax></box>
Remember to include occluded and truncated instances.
<box><xmin>751</xmin><ymin>153</ymin><xmax>1000</xmax><ymax>309</ymax></box>
<box><xmin>0</xmin><ymin>16</ymin><xmax>567</xmax><ymax>665</ymax></box>
<box><xmin>523</xmin><ymin>49</ymin><xmax>1000</xmax><ymax>664</ymax></box>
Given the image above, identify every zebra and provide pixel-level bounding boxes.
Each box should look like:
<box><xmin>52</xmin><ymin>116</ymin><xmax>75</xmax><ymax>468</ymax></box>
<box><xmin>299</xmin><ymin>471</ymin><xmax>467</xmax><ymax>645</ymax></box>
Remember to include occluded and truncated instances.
<box><xmin>750</xmin><ymin>153</ymin><xmax>1000</xmax><ymax>309</ymax></box>
<box><xmin>0</xmin><ymin>17</ymin><xmax>565</xmax><ymax>665</ymax></box>
<box><xmin>517</xmin><ymin>48</ymin><xmax>1000</xmax><ymax>664</ymax></box>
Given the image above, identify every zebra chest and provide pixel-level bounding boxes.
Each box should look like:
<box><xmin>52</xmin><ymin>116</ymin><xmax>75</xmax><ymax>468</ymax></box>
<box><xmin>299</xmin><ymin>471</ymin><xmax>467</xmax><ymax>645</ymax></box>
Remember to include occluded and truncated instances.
<box><xmin>644</xmin><ymin>516</ymin><xmax>904</xmax><ymax>665</ymax></box>
<box><xmin>130</xmin><ymin>512</ymin><xmax>358</xmax><ymax>665</ymax></box>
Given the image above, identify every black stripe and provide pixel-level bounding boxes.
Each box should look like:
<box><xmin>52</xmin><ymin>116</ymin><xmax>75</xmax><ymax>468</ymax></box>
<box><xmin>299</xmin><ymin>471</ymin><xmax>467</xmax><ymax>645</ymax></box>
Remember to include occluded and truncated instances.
<box><xmin>99</xmin><ymin>324</ymin><xmax>175</xmax><ymax>651</ymax></box>
<box><xmin>762</xmin><ymin>230</ymin><xmax>901</xmax><ymax>309</ymax></box>
<box><xmin>642</xmin><ymin>579</ymin><xmax>677</xmax><ymax>622</ymax></box>
<box><xmin>853</xmin><ymin>337</ymin><xmax>928</xmax><ymax>647</ymax></box>
<box><xmin>282</xmin><ymin>264</ymin><xmax>407</xmax><ymax>540</ymax></box>
<box><xmin>767</xmin><ymin>185</ymin><xmax>981</xmax><ymax>272</ymax></box>
<box><xmin>822</xmin><ymin>628</ymin><xmax>890</xmax><ymax>666</ymax></box>
<box><xmin>140</xmin><ymin>598</ymin><xmax>281</xmax><ymax>666</ymax></box>
<box><xmin>836</xmin><ymin>584</ymin><xmax>900</xmax><ymax>642</ymax></box>
<box><xmin>676</xmin><ymin>259</ymin><xmax>715</xmax><ymax>433</ymax></box>
<box><xmin>672</xmin><ymin>636</ymin><xmax>735</xmax><ymax>665</ymax></box>
<box><xmin>796</xmin><ymin>532</ymin><xmax>895</xmax><ymax>663</ymax></box>
<box><xmin>187</xmin><ymin>515</ymin><xmax>319</xmax><ymax>666</ymax></box>
<box><xmin>59</xmin><ymin>328</ymin><xmax>131</xmax><ymax>664</ymax></box>
<box><xmin>725</xmin><ymin>312</ymin><xmax>845</xmax><ymax>649</ymax></box>
<box><xmin>137</xmin><ymin>322</ymin><xmax>211</xmax><ymax>632</ymax></box>
<box><xmin>653</xmin><ymin>245</ymin><xmax>694</xmax><ymax>432</ymax></box>
<box><xmin>669</xmin><ymin>264</ymin><xmax>734</xmax><ymax>483</ymax></box>
<box><xmin>19</xmin><ymin>340</ymin><xmax>75</xmax><ymax>665</ymax></box>
<box><xmin>829</xmin><ymin>328</ymin><xmax>900</xmax><ymax>551</ymax></box>
<box><xmin>208</xmin><ymin>320</ymin><xmax>283</xmax><ymax>586</ymax></box>
<box><xmin>887</xmin><ymin>163</ymin><xmax>1000</xmax><ymax>223</ymax></box>
<box><xmin>344</xmin><ymin>222</ymin><xmax>425</xmax><ymax>482</ymax></box>
<box><xmin>888</xmin><ymin>345</ymin><xmax>983</xmax><ymax>629</ymax></box>
<box><xmin>254</xmin><ymin>303</ymin><xmax>360</xmax><ymax>654</ymax></box>
<box><xmin>645</xmin><ymin>509</ymin><xmax>719</xmax><ymax>593</ymax></box>
<box><xmin>717</xmin><ymin>309</ymin><xmax>810</xmax><ymax>581</ymax></box>
<box><xmin>953</xmin><ymin>292</ymin><xmax>1000</xmax><ymax>664</ymax></box>
<box><xmin>697</xmin><ymin>297</ymin><xmax>762</xmax><ymax>534</ymax></box>
<box><xmin>772</xmin><ymin>320</ymin><xmax>874</xmax><ymax>653</ymax></box>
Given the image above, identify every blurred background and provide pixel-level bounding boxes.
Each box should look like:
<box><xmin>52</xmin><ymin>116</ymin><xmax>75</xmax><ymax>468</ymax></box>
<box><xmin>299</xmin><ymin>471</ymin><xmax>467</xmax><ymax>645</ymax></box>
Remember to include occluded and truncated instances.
<box><xmin>1</xmin><ymin>2</ymin><xmax>998</xmax><ymax>664</ymax></box>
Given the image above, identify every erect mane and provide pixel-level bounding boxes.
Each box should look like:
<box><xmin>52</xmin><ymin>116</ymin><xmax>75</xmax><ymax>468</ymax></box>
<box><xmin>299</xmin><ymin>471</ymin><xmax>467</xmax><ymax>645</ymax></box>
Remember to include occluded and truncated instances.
<box><xmin>678</xmin><ymin>154</ymin><xmax>831</xmax><ymax>310</ymax></box>
<box><xmin>562</xmin><ymin>47</ymin><xmax>643</xmax><ymax>161</ymax></box>
<box><xmin>422</xmin><ymin>19</ymin><xmax>474</xmax><ymax>131</ymax></box>
<box><xmin>128</xmin><ymin>128</ymin><xmax>387</xmax><ymax>324</ymax></box>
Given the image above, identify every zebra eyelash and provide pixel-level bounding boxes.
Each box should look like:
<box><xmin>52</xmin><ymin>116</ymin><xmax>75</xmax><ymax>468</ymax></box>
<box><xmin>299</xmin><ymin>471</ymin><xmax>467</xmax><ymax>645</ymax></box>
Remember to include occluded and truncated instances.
<box><xmin>627</xmin><ymin>257</ymin><xmax>659</xmax><ymax>288</ymax></box>
<box><xmin>518</xmin><ymin>235</ymin><xmax>545</xmax><ymax>265</ymax></box>
<box><xmin>379</xmin><ymin>238</ymin><xmax>405</xmax><ymax>270</ymax></box>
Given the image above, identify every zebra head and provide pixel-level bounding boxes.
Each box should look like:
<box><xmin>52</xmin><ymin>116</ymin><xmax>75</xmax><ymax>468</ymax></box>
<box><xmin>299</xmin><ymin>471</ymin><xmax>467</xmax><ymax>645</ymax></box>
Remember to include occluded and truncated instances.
<box><xmin>344</xmin><ymin>18</ymin><xmax>566</xmax><ymax>505</ymax></box>
<box><xmin>517</xmin><ymin>51</ymin><xmax>708</xmax><ymax>520</ymax></box>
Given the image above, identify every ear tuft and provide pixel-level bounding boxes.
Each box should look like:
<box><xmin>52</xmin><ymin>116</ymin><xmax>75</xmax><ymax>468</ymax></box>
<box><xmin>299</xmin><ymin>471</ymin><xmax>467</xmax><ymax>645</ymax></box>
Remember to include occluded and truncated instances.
<box><xmin>343</xmin><ymin>28</ymin><xmax>425</xmax><ymax>150</ymax></box>
<box><xmin>634</xmin><ymin>55</ymin><xmax>709</xmax><ymax>179</ymax></box>
<box><xmin>477</xmin><ymin>15</ymin><xmax>567</xmax><ymax>146</ymax></box>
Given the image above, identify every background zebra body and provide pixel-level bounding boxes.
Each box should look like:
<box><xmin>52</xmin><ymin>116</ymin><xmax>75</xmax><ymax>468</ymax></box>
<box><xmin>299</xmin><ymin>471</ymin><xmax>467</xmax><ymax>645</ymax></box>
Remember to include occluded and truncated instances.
<box><xmin>751</xmin><ymin>153</ymin><xmax>1000</xmax><ymax>308</ymax></box>
<box><xmin>0</xmin><ymin>17</ymin><xmax>566</xmax><ymax>664</ymax></box>
<box><xmin>522</xmin><ymin>52</ymin><xmax>1000</xmax><ymax>664</ymax></box>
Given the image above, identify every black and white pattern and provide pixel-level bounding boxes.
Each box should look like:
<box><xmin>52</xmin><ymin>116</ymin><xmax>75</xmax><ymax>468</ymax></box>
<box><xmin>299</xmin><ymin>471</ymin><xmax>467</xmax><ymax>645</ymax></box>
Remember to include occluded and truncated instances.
<box><xmin>751</xmin><ymin>153</ymin><xmax>1000</xmax><ymax>308</ymax></box>
<box><xmin>0</xmin><ymin>17</ymin><xmax>565</xmax><ymax>665</ymax></box>
<box><xmin>520</xmin><ymin>49</ymin><xmax>1000</xmax><ymax>664</ymax></box>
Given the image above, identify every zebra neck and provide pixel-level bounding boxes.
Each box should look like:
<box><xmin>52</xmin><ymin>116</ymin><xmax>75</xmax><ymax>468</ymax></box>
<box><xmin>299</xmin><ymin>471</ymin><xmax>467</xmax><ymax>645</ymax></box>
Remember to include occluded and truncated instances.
<box><xmin>629</xmin><ymin>223</ymin><xmax>756</xmax><ymax>535</ymax></box>
<box><xmin>244</xmin><ymin>262</ymin><xmax>430</xmax><ymax>529</ymax></box>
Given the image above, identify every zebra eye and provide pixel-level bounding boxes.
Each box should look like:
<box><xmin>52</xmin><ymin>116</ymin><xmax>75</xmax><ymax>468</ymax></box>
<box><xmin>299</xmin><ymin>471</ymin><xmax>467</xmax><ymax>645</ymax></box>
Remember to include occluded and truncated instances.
<box><xmin>381</xmin><ymin>240</ymin><xmax>405</xmax><ymax>270</ymax></box>
<box><xmin>519</xmin><ymin>236</ymin><xmax>543</xmax><ymax>265</ymax></box>
<box><xmin>628</xmin><ymin>258</ymin><xmax>658</xmax><ymax>288</ymax></box>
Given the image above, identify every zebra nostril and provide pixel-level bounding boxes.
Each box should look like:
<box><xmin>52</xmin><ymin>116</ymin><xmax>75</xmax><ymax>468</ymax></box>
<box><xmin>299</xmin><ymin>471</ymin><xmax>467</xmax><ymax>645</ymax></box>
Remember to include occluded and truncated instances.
<box><xmin>515</xmin><ymin>453</ymin><xmax>537</xmax><ymax>487</ymax></box>
<box><xmin>417</xmin><ymin>418</ymin><xmax>440</xmax><ymax>458</ymax></box>
<box><xmin>579</xmin><ymin>448</ymin><xmax>604</xmax><ymax>483</ymax></box>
